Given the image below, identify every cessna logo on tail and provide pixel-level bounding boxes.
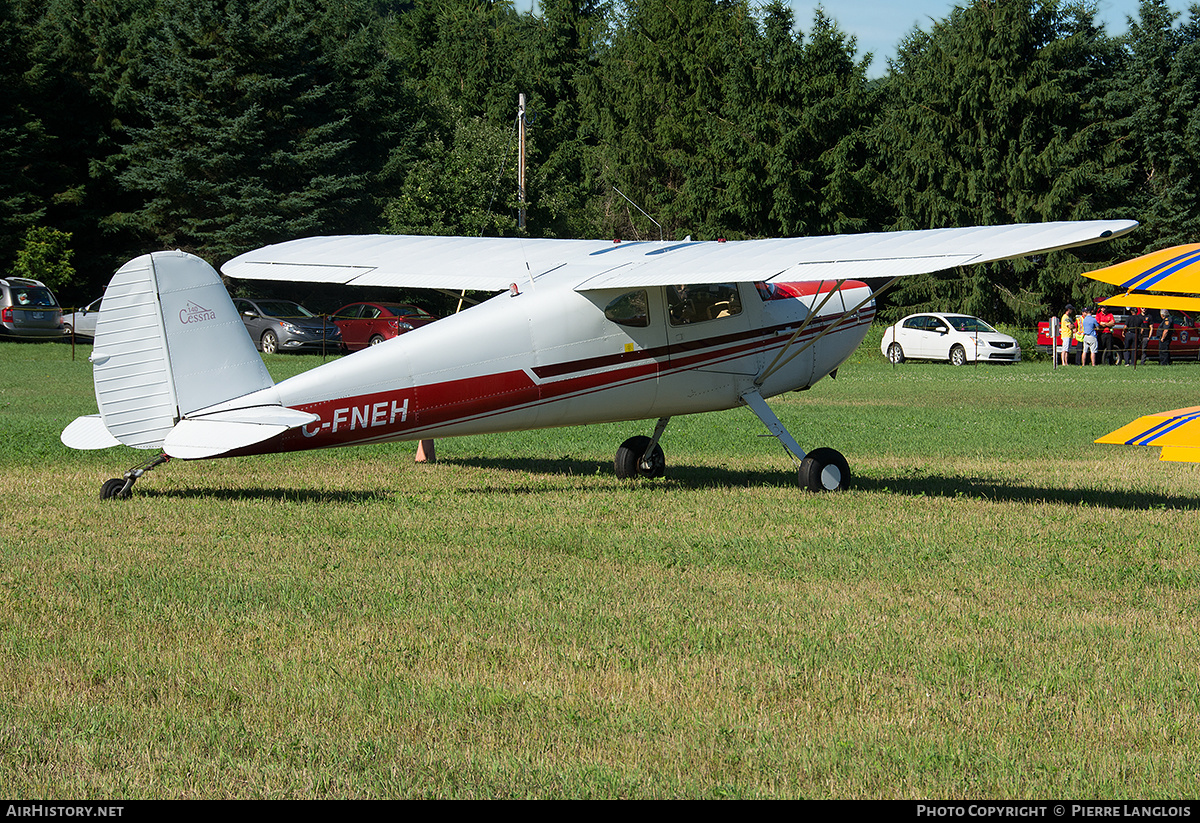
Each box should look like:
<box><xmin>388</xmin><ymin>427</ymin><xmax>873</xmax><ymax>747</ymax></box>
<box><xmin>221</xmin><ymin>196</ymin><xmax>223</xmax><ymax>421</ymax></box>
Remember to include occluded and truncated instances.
<box><xmin>179</xmin><ymin>301</ymin><xmax>217</xmax><ymax>325</ymax></box>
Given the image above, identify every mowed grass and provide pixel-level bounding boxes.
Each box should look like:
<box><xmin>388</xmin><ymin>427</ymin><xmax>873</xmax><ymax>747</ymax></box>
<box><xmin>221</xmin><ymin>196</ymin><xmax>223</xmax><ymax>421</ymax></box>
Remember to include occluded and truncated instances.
<box><xmin>1</xmin><ymin>338</ymin><xmax>1199</xmax><ymax>798</ymax></box>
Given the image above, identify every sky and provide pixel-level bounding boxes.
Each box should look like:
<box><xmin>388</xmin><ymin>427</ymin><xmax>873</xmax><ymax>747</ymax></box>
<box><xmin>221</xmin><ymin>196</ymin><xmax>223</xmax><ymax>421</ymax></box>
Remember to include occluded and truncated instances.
<box><xmin>515</xmin><ymin>1</ymin><xmax>1196</xmax><ymax>77</ymax></box>
<box><xmin>787</xmin><ymin>0</ymin><xmax>1195</xmax><ymax>76</ymax></box>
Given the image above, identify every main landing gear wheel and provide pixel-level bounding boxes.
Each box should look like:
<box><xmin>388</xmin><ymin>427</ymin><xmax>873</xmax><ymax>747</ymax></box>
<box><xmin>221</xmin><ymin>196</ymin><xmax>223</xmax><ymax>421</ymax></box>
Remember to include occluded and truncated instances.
<box><xmin>614</xmin><ymin>435</ymin><xmax>665</xmax><ymax>480</ymax></box>
<box><xmin>798</xmin><ymin>447</ymin><xmax>850</xmax><ymax>492</ymax></box>
<box><xmin>886</xmin><ymin>342</ymin><xmax>905</xmax><ymax>364</ymax></box>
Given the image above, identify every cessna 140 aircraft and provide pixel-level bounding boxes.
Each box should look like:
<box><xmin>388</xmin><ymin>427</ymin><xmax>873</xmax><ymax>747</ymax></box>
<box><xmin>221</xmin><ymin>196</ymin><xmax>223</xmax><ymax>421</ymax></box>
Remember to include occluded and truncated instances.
<box><xmin>1083</xmin><ymin>243</ymin><xmax>1200</xmax><ymax>462</ymax></box>
<box><xmin>61</xmin><ymin>220</ymin><xmax>1136</xmax><ymax>498</ymax></box>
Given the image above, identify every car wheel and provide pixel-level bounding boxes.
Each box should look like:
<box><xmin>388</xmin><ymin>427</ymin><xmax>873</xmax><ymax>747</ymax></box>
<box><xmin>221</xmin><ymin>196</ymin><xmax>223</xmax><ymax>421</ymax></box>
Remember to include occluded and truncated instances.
<box><xmin>368</xmin><ymin>334</ymin><xmax>386</xmax><ymax>346</ymax></box>
<box><xmin>261</xmin><ymin>330</ymin><xmax>278</xmax><ymax>354</ymax></box>
<box><xmin>886</xmin><ymin>342</ymin><xmax>905</xmax><ymax>364</ymax></box>
<box><xmin>949</xmin><ymin>344</ymin><xmax>967</xmax><ymax>366</ymax></box>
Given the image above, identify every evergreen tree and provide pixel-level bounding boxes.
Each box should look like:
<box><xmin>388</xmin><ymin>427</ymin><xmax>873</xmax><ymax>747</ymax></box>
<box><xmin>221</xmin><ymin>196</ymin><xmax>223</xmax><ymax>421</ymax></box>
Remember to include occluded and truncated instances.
<box><xmin>871</xmin><ymin>0</ymin><xmax>1131</xmax><ymax>323</ymax></box>
<box><xmin>106</xmin><ymin>0</ymin><xmax>417</xmax><ymax>264</ymax></box>
<box><xmin>1115</xmin><ymin>0</ymin><xmax>1200</xmax><ymax>251</ymax></box>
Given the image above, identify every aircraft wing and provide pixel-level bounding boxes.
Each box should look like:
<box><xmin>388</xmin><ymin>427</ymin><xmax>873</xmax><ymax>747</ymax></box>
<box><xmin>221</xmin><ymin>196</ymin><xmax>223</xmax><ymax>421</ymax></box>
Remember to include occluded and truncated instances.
<box><xmin>1085</xmin><ymin>244</ymin><xmax>1200</xmax><ymax>309</ymax></box>
<box><xmin>1096</xmin><ymin>406</ymin><xmax>1200</xmax><ymax>463</ymax></box>
<box><xmin>221</xmin><ymin>220</ymin><xmax>1137</xmax><ymax>291</ymax></box>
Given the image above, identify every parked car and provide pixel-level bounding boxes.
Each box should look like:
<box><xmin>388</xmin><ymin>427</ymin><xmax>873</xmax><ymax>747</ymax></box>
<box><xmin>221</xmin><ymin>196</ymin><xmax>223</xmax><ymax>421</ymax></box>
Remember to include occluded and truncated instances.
<box><xmin>0</xmin><ymin>277</ymin><xmax>63</xmax><ymax>340</ymax></box>
<box><xmin>881</xmin><ymin>313</ymin><xmax>1021</xmax><ymax>365</ymax></box>
<box><xmin>63</xmin><ymin>297</ymin><xmax>103</xmax><ymax>340</ymax></box>
<box><xmin>233</xmin><ymin>298</ymin><xmax>342</xmax><ymax>354</ymax></box>
<box><xmin>1035</xmin><ymin>310</ymin><xmax>1199</xmax><ymax>363</ymax></box>
<box><xmin>330</xmin><ymin>301</ymin><xmax>439</xmax><ymax>351</ymax></box>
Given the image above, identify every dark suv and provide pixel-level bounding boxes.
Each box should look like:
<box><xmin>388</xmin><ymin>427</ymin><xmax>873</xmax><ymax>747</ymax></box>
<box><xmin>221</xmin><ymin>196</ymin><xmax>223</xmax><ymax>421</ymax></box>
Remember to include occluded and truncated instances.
<box><xmin>0</xmin><ymin>277</ymin><xmax>63</xmax><ymax>340</ymax></box>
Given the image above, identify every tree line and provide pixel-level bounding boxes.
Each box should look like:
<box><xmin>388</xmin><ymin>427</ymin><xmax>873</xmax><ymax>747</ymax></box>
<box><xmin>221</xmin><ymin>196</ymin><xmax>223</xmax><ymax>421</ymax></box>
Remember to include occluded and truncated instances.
<box><xmin>2</xmin><ymin>0</ymin><xmax>1198</xmax><ymax>323</ymax></box>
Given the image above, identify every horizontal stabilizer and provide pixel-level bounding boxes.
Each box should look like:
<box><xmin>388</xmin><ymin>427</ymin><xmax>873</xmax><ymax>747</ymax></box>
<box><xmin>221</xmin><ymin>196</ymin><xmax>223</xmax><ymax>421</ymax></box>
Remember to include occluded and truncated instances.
<box><xmin>61</xmin><ymin>415</ymin><xmax>122</xmax><ymax>450</ymax></box>
<box><xmin>1096</xmin><ymin>406</ymin><xmax>1200</xmax><ymax>462</ymax></box>
<box><xmin>163</xmin><ymin>406</ymin><xmax>318</xmax><ymax>459</ymax></box>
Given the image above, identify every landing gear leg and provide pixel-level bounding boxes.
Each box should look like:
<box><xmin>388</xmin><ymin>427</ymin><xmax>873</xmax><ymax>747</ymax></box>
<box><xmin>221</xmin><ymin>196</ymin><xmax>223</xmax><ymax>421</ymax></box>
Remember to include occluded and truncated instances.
<box><xmin>100</xmin><ymin>453</ymin><xmax>169</xmax><ymax>500</ymax></box>
<box><xmin>614</xmin><ymin>417</ymin><xmax>670</xmax><ymax>479</ymax></box>
<box><xmin>740</xmin><ymin>388</ymin><xmax>851</xmax><ymax>491</ymax></box>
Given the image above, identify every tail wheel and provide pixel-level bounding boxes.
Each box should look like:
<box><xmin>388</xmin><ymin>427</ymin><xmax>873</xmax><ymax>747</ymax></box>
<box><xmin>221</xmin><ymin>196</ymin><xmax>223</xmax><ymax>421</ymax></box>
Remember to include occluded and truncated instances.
<box><xmin>100</xmin><ymin>478</ymin><xmax>131</xmax><ymax>500</ymax></box>
<box><xmin>886</xmin><ymin>342</ymin><xmax>905</xmax><ymax>364</ymax></box>
<box><xmin>614</xmin><ymin>435</ymin><xmax>665</xmax><ymax>479</ymax></box>
<box><xmin>950</xmin><ymin>344</ymin><xmax>967</xmax><ymax>366</ymax></box>
<box><xmin>798</xmin><ymin>447</ymin><xmax>850</xmax><ymax>492</ymax></box>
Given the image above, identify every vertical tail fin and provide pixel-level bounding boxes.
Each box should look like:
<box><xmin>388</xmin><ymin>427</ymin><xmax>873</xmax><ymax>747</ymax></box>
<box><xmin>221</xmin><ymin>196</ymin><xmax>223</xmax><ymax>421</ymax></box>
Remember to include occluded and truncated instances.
<box><xmin>79</xmin><ymin>251</ymin><xmax>273</xmax><ymax>450</ymax></box>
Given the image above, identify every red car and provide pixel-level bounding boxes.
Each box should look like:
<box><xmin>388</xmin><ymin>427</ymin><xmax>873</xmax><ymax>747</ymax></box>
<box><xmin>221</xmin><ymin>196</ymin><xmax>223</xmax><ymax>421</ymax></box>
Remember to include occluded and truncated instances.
<box><xmin>330</xmin><ymin>301</ymin><xmax>439</xmax><ymax>351</ymax></box>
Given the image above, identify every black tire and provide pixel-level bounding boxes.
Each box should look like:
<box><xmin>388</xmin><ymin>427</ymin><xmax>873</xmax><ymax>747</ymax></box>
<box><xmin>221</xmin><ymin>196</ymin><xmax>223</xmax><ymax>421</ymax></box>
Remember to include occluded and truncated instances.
<box><xmin>260</xmin><ymin>330</ymin><xmax>278</xmax><ymax>354</ymax></box>
<box><xmin>614</xmin><ymin>435</ymin><xmax>666</xmax><ymax>480</ymax></box>
<box><xmin>100</xmin><ymin>478</ymin><xmax>130</xmax><ymax>500</ymax></box>
<box><xmin>798</xmin><ymin>447</ymin><xmax>850</xmax><ymax>492</ymax></box>
<box><xmin>886</xmin><ymin>342</ymin><xmax>905</xmax><ymax>364</ymax></box>
<box><xmin>949</xmin><ymin>344</ymin><xmax>967</xmax><ymax>366</ymax></box>
<box><xmin>368</xmin><ymin>334</ymin><xmax>386</xmax><ymax>347</ymax></box>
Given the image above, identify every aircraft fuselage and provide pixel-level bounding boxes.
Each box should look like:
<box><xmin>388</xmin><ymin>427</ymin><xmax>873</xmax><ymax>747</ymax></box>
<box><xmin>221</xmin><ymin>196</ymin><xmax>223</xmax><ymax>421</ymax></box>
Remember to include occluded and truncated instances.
<box><xmin>224</xmin><ymin>278</ymin><xmax>874</xmax><ymax>456</ymax></box>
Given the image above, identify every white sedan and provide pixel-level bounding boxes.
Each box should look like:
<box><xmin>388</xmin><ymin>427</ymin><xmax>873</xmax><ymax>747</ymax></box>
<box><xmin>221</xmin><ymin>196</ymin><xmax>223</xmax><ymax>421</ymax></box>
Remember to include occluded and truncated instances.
<box><xmin>880</xmin><ymin>313</ymin><xmax>1021</xmax><ymax>365</ymax></box>
<box><xmin>63</xmin><ymin>297</ymin><xmax>102</xmax><ymax>340</ymax></box>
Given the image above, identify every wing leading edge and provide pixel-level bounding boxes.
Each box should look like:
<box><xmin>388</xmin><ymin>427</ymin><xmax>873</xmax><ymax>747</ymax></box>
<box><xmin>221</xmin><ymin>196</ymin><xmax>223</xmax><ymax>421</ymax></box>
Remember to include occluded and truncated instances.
<box><xmin>221</xmin><ymin>220</ymin><xmax>1138</xmax><ymax>292</ymax></box>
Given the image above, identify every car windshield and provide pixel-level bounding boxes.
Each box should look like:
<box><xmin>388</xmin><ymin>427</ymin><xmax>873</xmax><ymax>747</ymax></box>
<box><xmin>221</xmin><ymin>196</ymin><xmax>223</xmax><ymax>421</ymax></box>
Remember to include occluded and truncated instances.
<box><xmin>945</xmin><ymin>315</ymin><xmax>997</xmax><ymax>333</ymax></box>
<box><xmin>255</xmin><ymin>301</ymin><xmax>315</xmax><ymax>318</ymax></box>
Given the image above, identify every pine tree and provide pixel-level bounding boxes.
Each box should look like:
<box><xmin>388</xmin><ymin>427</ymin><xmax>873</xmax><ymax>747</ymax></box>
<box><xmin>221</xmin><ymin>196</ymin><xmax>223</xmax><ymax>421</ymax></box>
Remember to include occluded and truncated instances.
<box><xmin>1115</xmin><ymin>0</ymin><xmax>1200</xmax><ymax>251</ymax></box>
<box><xmin>870</xmin><ymin>0</ymin><xmax>1130</xmax><ymax>323</ymax></box>
<box><xmin>106</xmin><ymin>0</ymin><xmax>417</xmax><ymax>263</ymax></box>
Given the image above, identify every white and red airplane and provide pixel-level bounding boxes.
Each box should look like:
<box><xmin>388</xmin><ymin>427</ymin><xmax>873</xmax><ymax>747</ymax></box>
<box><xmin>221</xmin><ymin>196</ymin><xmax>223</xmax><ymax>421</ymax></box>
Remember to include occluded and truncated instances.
<box><xmin>61</xmin><ymin>221</ymin><xmax>1136</xmax><ymax>498</ymax></box>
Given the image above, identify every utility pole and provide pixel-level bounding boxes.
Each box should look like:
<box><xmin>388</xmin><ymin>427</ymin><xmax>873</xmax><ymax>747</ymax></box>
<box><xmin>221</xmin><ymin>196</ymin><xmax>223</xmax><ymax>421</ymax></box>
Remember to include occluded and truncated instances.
<box><xmin>518</xmin><ymin>93</ymin><xmax>527</xmax><ymax>231</ymax></box>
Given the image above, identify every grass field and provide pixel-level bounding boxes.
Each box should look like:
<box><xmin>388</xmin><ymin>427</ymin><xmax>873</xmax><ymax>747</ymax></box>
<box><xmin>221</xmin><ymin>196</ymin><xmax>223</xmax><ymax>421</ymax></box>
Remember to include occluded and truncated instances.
<box><xmin>2</xmin><ymin>336</ymin><xmax>1198</xmax><ymax>798</ymax></box>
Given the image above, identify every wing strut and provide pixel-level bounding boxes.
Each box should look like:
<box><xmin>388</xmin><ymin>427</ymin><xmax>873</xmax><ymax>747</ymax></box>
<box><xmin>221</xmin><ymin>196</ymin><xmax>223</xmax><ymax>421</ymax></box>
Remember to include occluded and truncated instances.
<box><xmin>754</xmin><ymin>276</ymin><xmax>901</xmax><ymax>387</ymax></box>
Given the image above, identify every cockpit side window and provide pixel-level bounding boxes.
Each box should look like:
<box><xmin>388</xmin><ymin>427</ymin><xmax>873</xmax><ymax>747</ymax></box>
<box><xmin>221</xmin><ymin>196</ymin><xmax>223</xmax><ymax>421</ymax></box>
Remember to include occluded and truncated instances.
<box><xmin>666</xmin><ymin>283</ymin><xmax>742</xmax><ymax>326</ymax></box>
<box><xmin>604</xmin><ymin>290</ymin><xmax>650</xmax><ymax>328</ymax></box>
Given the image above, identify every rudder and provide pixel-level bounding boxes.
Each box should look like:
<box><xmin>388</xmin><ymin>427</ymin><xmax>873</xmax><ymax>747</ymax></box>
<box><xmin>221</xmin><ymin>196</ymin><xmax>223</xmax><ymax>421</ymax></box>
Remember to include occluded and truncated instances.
<box><xmin>83</xmin><ymin>251</ymin><xmax>272</xmax><ymax>450</ymax></box>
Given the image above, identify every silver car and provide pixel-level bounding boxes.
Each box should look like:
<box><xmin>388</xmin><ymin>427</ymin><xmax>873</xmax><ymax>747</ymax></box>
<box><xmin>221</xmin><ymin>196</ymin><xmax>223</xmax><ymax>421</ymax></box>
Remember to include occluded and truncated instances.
<box><xmin>233</xmin><ymin>297</ymin><xmax>342</xmax><ymax>354</ymax></box>
<box><xmin>0</xmin><ymin>277</ymin><xmax>63</xmax><ymax>340</ymax></box>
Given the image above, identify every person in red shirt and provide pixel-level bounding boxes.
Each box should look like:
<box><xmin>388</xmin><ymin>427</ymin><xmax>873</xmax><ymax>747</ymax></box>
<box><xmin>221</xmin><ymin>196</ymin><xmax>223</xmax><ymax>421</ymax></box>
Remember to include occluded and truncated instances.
<box><xmin>1095</xmin><ymin>305</ymin><xmax>1117</xmax><ymax>364</ymax></box>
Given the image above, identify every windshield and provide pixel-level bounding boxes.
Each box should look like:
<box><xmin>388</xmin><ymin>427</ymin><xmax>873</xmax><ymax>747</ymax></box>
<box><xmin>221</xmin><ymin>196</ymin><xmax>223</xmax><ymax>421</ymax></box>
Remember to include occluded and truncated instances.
<box><xmin>255</xmin><ymin>301</ymin><xmax>315</xmax><ymax>318</ymax></box>
<box><xmin>945</xmin><ymin>315</ymin><xmax>997</xmax><ymax>333</ymax></box>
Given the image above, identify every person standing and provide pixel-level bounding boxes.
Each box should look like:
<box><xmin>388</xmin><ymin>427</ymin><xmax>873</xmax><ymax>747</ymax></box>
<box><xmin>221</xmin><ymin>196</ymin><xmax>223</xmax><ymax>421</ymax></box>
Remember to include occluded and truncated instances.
<box><xmin>1079</xmin><ymin>307</ymin><xmax>1099</xmax><ymax>366</ymax></box>
<box><xmin>1158</xmin><ymin>309</ymin><xmax>1174</xmax><ymax>365</ymax></box>
<box><xmin>1059</xmin><ymin>305</ymin><xmax>1076</xmax><ymax>366</ymax></box>
<box><xmin>1124</xmin><ymin>307</ymin><xmax>1147</xmax><ymax>365</ymax></box>
<box><xmin>1096</xmin><ymin>304</ymin><xmax>1116</xmax><ymax>364</ymax></box>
